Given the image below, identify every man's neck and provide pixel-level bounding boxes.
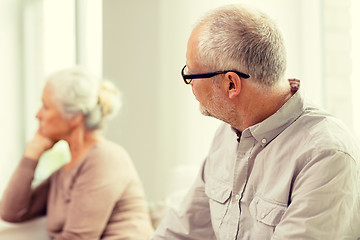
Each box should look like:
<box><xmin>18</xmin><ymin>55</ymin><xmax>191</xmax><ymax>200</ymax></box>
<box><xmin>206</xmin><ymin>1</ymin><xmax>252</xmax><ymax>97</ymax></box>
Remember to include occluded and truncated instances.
<box><xmin>231</xmin><ymin>83</ymin><xmax>294</xmax><ymax>132</ymax></box>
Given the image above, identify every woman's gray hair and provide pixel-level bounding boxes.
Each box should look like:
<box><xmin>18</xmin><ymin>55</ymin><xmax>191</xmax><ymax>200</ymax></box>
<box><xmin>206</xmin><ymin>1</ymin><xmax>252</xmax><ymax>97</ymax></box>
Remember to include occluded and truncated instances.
<box><xmin>46</xmin><ymin>67</ymin><xmax>121</xmax><ymax>130</ymax></box>
<box><xmin>195</xmin><ymin>4</ymin><xmax>287</xmax><ymax>87</ymax></box>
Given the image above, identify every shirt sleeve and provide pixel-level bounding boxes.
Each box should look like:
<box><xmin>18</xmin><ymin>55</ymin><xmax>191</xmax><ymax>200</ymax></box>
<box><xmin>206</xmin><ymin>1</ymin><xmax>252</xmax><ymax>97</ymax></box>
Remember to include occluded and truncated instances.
<box><xmin>0</xmin><ymin>157</ymin><xmax>49</xmax><ymax>222</ymax></box>
<box><xmin>152</xmin><ymin>160</ymin><xmax>215</xmax><ymax>240</ymax></box>
<box><xmin>272</xmin><ymin>150</ymin><xmax>360</xmax><ymax>239</ymax></box>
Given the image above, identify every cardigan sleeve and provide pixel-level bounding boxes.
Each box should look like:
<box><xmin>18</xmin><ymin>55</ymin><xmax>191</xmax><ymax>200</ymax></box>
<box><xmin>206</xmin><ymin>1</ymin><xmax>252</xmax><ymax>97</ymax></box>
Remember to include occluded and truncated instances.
<box><xmin>0</xmin><ymin>157</ymin><xmax>49</xmax><ymax>222</ymax></box>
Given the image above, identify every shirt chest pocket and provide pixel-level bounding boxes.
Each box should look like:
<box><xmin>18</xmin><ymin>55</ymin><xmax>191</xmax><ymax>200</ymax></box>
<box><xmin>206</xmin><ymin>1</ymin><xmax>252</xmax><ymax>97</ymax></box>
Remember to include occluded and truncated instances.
<box><xmin>205</xmin><ymin>178</ymin><xmax>232</xmax><ymax>231</ymax></box>
<box><xmin>249</xmin><ymin>195</ymin><xmax>287</xmax><ymax>228</ymax></box>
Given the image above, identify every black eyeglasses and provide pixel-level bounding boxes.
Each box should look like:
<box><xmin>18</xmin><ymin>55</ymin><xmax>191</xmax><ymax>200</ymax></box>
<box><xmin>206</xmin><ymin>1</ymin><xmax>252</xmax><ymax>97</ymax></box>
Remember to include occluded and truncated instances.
<box><xmin>181</xmin><ymin>65</ymin><xmax>250</xmax><ymax>84</ymax></box>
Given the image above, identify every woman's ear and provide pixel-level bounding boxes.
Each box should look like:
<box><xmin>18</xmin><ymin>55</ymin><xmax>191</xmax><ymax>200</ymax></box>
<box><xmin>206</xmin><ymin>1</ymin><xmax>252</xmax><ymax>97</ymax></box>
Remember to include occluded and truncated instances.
<box><xmin>225</xmin><ymin>72</ymin><xmax>241</xmax><ymax>99</ymax></box>
<box><xmin>70</xmin><ymin>114</ymin><xmax>84</xmax><ymax>128</ymax></box>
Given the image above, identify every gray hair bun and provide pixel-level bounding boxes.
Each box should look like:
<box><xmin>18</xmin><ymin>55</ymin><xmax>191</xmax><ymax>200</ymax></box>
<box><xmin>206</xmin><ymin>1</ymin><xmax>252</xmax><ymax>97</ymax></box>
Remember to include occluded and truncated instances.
<box><xmin>90</xmin><ymin>80</ymin><xmax>121</xmax><ymax>128</ymax></box>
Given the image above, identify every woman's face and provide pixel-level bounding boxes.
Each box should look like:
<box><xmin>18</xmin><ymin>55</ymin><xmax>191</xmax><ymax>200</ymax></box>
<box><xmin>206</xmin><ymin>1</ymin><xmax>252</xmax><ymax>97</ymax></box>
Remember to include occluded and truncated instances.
<box><xmin>36</xmin><ymin>84</ymin><xmax>73</xmax><ymax>141</ymax></box>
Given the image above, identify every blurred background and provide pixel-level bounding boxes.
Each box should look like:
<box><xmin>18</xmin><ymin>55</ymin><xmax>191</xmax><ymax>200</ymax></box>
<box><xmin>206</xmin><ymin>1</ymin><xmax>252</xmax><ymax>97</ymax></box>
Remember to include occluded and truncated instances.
<box><xmin>1</xmin><ymin>0</ymin><xmax>359</xmax><ymax>203</ymax></box>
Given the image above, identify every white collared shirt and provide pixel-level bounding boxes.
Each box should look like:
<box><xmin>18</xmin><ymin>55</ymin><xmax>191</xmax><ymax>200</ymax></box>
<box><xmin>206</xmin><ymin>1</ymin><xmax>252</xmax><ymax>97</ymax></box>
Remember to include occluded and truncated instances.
<box><xmin>153</xmin><ymin>83</ymin><xmax>360</xmax><ymax>239</ymax></box>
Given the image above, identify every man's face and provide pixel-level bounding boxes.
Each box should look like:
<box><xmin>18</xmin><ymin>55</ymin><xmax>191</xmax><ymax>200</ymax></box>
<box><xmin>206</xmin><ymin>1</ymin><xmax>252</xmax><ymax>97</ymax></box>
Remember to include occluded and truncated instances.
<box><xmin>185</xmin><ymin>27</ymin><xmax>228</xmax><ymax>121</ymax></box>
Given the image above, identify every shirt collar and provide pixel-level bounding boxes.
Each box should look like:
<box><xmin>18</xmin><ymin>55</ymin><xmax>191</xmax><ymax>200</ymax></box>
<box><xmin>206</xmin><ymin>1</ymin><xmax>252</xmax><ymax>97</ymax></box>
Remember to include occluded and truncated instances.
<box><xmin>248</xmin><ymin>79</ymin><xmax>305</xmax><ymax>147</ymax></box>
<box><xmin>231</xmin><ymin>127</ymin><xmax>242</xmax><ymax>142</ymax></box>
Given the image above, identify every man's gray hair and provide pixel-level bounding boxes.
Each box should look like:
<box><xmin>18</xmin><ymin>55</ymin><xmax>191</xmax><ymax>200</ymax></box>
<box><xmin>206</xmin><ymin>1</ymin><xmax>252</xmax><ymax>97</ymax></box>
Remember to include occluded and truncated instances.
<box><xmin>195</xmin><ymin>4</ymin><xmax>287</xmax><ymax>87</ymax></box>
<box><xmin>46</xmin><ymin>67</ymin><xmax>121</xmax><ymax>130</ymax></box>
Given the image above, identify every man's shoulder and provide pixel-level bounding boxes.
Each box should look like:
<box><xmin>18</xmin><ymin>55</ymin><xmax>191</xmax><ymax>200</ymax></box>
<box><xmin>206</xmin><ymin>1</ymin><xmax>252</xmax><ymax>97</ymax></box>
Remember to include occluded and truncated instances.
<box><xmin>288</xmin><ymin>106</ymin><xmax>360</xmax><ymax>158</ymax></box>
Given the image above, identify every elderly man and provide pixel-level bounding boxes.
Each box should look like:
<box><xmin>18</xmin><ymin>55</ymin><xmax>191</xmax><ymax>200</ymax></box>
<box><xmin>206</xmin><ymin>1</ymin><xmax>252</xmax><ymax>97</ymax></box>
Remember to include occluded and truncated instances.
<box><xmin>153</xmin><ymin>4</ymin><xmax>360</xmax><ymax>239</ymax></box>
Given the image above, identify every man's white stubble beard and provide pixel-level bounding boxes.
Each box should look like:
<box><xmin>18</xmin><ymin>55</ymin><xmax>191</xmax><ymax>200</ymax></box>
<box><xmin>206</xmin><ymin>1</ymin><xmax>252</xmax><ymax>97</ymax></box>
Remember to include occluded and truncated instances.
<box><xmin>197</xmin><ymin>85</ymin><xmax>232</xmax><ymax>123</ymax></box>
<box><xmin>198</xmin><ymin>95</ymin><xmax>235</xmax><ymax>127</ymax></box>
<box><xmin>199</xmin><ymin>104</ymin><xmax>212</xmax><ymax>117</ymax></box>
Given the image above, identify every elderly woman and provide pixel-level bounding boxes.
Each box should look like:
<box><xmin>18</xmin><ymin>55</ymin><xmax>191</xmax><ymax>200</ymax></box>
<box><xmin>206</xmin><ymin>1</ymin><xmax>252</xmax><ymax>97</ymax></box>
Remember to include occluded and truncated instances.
<box><xmin>0</xmin><ymin>67</ymin><xmax>154</xmax><ymax>239</ymax></box>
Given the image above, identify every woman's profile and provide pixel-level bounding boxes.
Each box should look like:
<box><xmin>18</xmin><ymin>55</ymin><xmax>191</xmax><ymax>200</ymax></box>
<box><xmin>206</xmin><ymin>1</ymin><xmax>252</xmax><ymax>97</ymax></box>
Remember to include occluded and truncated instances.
<box><xmin>0</xmin><ymin>67</ymin><xmax>154</xmax><ymax>239</ymax></box>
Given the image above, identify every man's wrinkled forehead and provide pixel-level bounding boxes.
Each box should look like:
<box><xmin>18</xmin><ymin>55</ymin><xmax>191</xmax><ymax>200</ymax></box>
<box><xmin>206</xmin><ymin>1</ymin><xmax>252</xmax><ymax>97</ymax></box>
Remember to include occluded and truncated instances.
<box><xmin>186</xmin><ymin>26</ymin><xmax>205</xmax><ymax>70</ymax></box>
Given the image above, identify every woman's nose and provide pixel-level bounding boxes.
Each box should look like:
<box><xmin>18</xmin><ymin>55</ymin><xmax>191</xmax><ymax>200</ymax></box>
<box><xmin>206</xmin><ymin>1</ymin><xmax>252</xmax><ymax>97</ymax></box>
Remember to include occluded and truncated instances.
<box><xmin>36</xmin><ymin>108</ymin><xmax>42</xmax><ymax>119</ymax></box>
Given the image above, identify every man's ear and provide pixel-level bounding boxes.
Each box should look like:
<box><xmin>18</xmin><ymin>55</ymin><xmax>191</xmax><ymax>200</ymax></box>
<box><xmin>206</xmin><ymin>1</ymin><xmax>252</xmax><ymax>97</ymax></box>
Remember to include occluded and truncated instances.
<box><xmin>225</xmin><ymin>72</ymin><xmax>241</xmax><ymax>99</ymax></box>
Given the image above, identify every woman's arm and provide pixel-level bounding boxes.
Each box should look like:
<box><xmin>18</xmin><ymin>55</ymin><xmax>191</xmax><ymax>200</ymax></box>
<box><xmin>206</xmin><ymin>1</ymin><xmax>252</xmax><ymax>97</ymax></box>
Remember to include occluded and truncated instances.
<box><xmin>0</xmin><ymin>131</ymin><xmax>55</xmax><ymax>222</ymax></box>
<box><xmin>0</xmin><ymin>158</ymin><xmax>50</xmax><ymax>222</ymax></box>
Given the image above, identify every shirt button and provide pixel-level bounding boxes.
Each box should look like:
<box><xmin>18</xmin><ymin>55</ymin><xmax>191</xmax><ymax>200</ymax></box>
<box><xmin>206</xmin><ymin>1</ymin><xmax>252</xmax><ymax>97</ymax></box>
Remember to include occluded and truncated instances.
<box><xmin>261</xmin><ymin>138</ymin><xmax>267</xmax><ymax>144</ymax></box>
<box><xmin>235</xmin><ymin>194</ymin><xmax>240</xmax><ymax>200</ymax></box>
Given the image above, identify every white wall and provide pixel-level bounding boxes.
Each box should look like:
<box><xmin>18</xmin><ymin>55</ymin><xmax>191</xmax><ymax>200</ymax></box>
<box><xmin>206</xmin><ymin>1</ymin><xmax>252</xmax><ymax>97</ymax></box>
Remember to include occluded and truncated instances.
<box><xmin>351</xmin><ymin>0</ymin><xmax>360</xmax><ymax>138</ymax></box>
<box><xmin>103</xmin><ymin>0</ymin><xmax>163</xmax><ymax>201</ymax></box>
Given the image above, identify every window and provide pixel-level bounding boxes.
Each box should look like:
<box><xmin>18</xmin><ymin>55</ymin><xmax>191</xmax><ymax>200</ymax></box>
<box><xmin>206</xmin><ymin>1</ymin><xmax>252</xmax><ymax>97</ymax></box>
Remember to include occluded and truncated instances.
<box><xmin>0</xmin><ymin>0</ymin><xmax>102</xmax><ymax>195</ymax></box>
